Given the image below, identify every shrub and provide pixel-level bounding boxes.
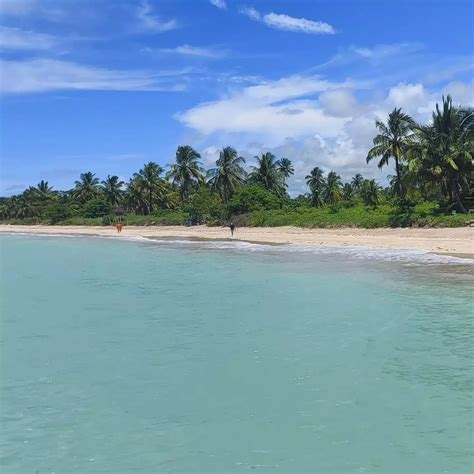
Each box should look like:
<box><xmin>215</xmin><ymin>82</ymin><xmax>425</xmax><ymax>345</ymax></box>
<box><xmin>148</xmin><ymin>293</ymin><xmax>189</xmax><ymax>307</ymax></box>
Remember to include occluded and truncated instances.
<box><xmin>226</xmin><ymin>185</ymin><xmax>280</xmax><ymax>216</ymax></box>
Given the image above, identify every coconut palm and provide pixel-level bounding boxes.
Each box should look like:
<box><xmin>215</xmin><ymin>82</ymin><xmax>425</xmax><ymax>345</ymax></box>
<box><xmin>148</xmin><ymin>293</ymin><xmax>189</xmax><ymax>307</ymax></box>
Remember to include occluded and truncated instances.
<box><xmin>360</xmin><ymin>179</ymin><xmax>381</xmax><ymax>207</ymax></box>
<box><xmin>323</xmin><ymin>171</ymin><xmax>342</xmax><ymax>204</ymax></box>
<box><xmin>351</xmin><ymin>174</ymin><xmax>364</xmax><ymax>193</ymax></box>
<box><xmin>167</xmin><ymin>146</ymin><xmax>204</xmax><ymax>202</ymax></box>
<box><xmin>207</xmin><ymin>147</ymin><xmax>246</xmax><ymax>202</ymax></box>
<box><xmin>249</xmin><ymin>152</ymin><xmax>285</xmax><ymax>195</ymax></box>
<box><xmin>278</xmin><ymin>158</ymin><xmax>295</xmax><ymax>179</ymax></box>
<box><xmin>342</xmin><ymin>183</ymin><xmax>354</xmax><ymax>200</ymax></box>
<box><xmin>305</xmin><ymin>166</ymin><xmax>325</xmax><ymax>207</ymax></box>
<box><xmin>101</xmin><ymin>175</ymin><xmax>124</xmax><ymax>207</ymax></box>
<box><xmin>409</xmin><ymin>96</ymin><xmax>473</xmax><ymax>212</ymax></box>
<box><xmin>73</xmin><ymin>172</ymin><xmax>100</xmax><ymax>203</ymax></box>
<box><xmin>33</xmin><ymin>180</ymin><xmax>54</xmax><ymax>198</ymax></box>
<box><xmin>132</xmin><ymin>162</ymin><xmax>167</xmax><ymax>214</ymax></box>
<box><xmin>366</xmin><ymin>108</ymin><xmax>415</xmax><ymax>198</ymax></box>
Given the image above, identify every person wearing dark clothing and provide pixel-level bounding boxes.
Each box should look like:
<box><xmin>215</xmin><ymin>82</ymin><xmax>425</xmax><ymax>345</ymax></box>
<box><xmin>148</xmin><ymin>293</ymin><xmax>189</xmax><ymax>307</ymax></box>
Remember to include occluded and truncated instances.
<box><xmin>230</xmin><ymin>223</ymin><xmax>235</xmax><ymax>236</ymax></box>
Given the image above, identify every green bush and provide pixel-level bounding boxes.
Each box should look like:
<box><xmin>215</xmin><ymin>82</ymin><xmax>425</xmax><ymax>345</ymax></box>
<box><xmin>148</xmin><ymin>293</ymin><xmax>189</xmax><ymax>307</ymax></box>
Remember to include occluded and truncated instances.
<box><xmin>226</xmin><ymin>185</ymin><xmax>281</xmax><ymax>216</ymax></box>
<box><xmin>82</xmin><ymin>199</ymin><xmax>112</xmax><ymax>218</ymax></box>
<box><xmin>184</xmin><ymin>187</ymin><xmax>224</xmax><ymax>225</ymax></box>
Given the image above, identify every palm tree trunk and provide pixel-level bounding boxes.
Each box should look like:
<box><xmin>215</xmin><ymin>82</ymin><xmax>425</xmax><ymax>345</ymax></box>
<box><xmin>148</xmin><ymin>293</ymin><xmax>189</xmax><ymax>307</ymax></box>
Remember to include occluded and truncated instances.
<box><xmin>149</xmin><ymin>189</ymin><xmax>153</xmax><ymax>215</ymax></box>
<box><xmin>451</xmin><ymin>177</ymin><xmax>467</xmax><ymax>213</ymax></box>
<box><xmin>394</xmin><ymin>155</ymin><xmax>404</xmax><ymax>199</ymax></box>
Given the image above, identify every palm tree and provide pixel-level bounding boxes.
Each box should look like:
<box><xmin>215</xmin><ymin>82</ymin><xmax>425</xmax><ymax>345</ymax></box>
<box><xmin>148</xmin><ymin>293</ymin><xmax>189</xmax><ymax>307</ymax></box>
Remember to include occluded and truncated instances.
<box><xmin>342</xmin><ymin>183</ymin><xmax>354</xmax><ymax>200</ymax></box>
<box><xmin>278</xmin><ymin>158</ymin><xmax>295</xmax><ymax>179</ymax></box>
<box><xmin>29</xmin><ymin>180</ymin><xmax>54</xmax><ymax>201</ymax></box>
<box><xmin>73</xmin><ymin>172</ymin><xmax>100</xmax><ymax>203</ymax></box>
<box><xmin>305</xmin><ymin>166</ymin><xmax>325</xmax><ymax>207</ymax></box>
<box><xmin>249</xmin><ymin>152</ymin><xmax>285</xmax><ymax>196</ymax></box>
<box><xmin>366</xmin><ymin>108</ymin><xmax>415</xmax><ymax>198</ymax></box>
<box><xmin>360</xmin><ymin>179</ymin><xmax>381</xmax><ymax>207</ymax></box>
<box><xmin>351</xmin><ymin>174</ymin><xmax>364</xmax><ymax>193</ymax></box>
<box><xmin>207</xmin><ymin>146</ymin><xmax>246</xmax><ymax>202</ymax></box>
<box><xmin>167</xmin><ymin>146</ymin><xmax>204</xmax><ymax>202</ymax></box>
<box><xmin>101</xmin><ymin>175</ymin><xmax>124</xmax><ymax>207</ymax></box>
<box><xmin>323</xmin><ymin>171</ymin><xmax>342</xmax><ymax>204</ymax></box>
<box><xmin>409</xmin><ymin>96</ymin><xmax>473</xmax><ymax>212</ymax></box>
<box><xmin>133</xmin><ymin>162</ymin><xmax>167</xmax><ymax>214</ymax></box>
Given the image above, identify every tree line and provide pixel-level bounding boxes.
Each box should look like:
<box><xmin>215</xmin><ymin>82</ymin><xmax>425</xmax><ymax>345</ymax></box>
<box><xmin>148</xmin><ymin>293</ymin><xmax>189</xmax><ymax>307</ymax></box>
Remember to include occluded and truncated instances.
<box><xmin>1</xmin><ymin>95</ymin><xmax>472</xmax><ymax>225</ymax></box>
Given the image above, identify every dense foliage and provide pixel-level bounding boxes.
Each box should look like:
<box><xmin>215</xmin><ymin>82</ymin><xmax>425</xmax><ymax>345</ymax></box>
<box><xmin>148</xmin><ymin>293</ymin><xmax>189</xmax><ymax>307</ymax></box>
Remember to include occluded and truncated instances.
<box><xmin>1</xmin><ymin>96</ymin><xmax>472</xmax><ymax>228</ymax></box>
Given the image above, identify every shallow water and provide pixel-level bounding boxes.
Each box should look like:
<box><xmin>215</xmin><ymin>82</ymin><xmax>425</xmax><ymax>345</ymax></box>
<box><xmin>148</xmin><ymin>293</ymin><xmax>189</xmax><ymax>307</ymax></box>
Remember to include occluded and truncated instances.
<box><xmin>0</xmin><ymin>234</ymin><xmax>473</xmax><ymax>473</ymax></box>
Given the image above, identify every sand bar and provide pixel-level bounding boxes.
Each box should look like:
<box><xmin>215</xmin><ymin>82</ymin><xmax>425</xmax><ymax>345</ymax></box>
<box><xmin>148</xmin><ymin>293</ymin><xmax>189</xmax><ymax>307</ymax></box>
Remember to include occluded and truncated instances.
<box><xmin>1</xmin><ymin>224</ymin><xmax>473</xmax><ymax>257</ymax></box>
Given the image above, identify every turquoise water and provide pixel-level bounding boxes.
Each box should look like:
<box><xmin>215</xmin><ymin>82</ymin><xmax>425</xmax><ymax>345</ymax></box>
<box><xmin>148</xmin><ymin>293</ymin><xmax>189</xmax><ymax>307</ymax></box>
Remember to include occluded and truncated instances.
<box><xmin>0</xmin><ymin>234</ymin><xmax>473</xmax><ymax>473</ymax></box>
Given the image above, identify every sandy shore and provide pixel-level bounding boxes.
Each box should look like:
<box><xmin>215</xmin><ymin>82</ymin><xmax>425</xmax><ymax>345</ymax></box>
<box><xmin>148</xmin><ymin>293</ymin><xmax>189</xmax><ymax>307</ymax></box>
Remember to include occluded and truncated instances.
<box><xmin>1</xmin><ymin>224</ymin><xmax>473</xmax><ymax>257</ymax></box>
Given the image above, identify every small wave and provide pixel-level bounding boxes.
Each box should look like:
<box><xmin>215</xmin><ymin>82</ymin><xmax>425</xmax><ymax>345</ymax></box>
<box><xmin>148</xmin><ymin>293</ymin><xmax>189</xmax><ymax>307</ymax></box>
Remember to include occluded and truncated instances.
<box><xmin>132</xmin><ymin>237</ymin><xmax>473</xmax><ymax>265</ymax></box>
<box><xmin>3</xmin><ymin>231</ymin><xmax>473</xmax><ymax>265</ymax></box>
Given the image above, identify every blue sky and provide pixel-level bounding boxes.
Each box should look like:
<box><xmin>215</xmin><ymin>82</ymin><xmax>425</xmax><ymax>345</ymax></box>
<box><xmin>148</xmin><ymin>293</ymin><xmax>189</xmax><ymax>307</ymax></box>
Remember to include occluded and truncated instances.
<box><xmin>1</xmin><ymin>0</ymin><xmax>473</xmax><ymax>195</ymax></box>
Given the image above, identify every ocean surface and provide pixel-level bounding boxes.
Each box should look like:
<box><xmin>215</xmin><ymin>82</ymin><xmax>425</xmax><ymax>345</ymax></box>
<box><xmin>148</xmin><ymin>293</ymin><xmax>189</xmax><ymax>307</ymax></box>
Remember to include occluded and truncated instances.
<box><xmin>0</xmin><ymin>234</ymin><xmax>473</xmax><ymax>473</ymax></box>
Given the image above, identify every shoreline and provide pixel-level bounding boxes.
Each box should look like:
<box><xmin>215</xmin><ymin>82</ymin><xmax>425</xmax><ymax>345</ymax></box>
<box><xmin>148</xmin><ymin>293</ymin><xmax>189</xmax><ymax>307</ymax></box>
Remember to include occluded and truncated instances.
<box><xmin>1</xmin><ymin>224</ymin><xmax>473</xmax><ymax>258</ymax></box>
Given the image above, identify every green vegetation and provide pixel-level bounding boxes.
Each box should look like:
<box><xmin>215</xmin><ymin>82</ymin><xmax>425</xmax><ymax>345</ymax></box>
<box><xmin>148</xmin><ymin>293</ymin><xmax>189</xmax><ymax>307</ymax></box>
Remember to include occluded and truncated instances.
<box><xmin>1</xmin><ymin>96</ymin><xmax>472</xmax><ymax>228</ymax></box>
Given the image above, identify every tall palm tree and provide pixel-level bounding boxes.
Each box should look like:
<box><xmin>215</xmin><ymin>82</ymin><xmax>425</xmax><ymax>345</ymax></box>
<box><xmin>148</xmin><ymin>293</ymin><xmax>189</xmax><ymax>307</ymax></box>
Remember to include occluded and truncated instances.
<box><xmin>360</xmin><ymin>179</ymin><xmax>381</xmax><ymax>207</ymax></box>
<box><xmin>73</xmin><ymin>172</ymin><xmax>100</xmax><ymax>203</ymax></box>
<box><xmin>351</xmin><ymin>174</ymin><xmax>364</xmax><ymax>193</ymax></box>
<box><xmin>101</xmin><ymin>175</ymin><xmax>124</xmax><ymax>207</ymax></box>
<box><xmin>323</xmin><ymin>171</ymin><xmax>342</xmax><ymax>204</ymax></box>
<box><xmin>133</xmin><ymin>162</ymin><xmax>167</xmax><ymax>214</ymax></box>
<box><xmin>278</xmin><ymin>158</ymin><xmax>294</xmax><ymax>179</ymax></box>
<box><xmin>305</xmin><ymin>166</ymin><xmax>325</xmax><ymax>207</ymax></box>
<box><xmin>366</xmin><ymin>108</ymin><xmax>415</xmax><ymax>198</ymax></box>
<box><xmin>409</xmin><ymin>96</ymin><xmax>473</xmax><ymax>212</ymax></box>
<box><xmin>249</xmin><ymin>152</ymin><xmax>285</xmax><ymax>196</ymax></box>
<box><xmin>207</xmin><ymin>146</ymin><xmax>246</xmax><ymax>202</ymax></box>
<box><xmin>167</xmin><ymin>146</ymin><xmax>204</xmax><ymax>202</ymax></box>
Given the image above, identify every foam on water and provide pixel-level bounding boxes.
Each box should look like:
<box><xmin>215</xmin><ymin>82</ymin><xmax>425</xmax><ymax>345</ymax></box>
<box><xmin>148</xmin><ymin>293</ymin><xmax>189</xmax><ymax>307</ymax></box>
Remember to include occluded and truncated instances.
<box><xmin>2</xmin><ymin>231</ymin><xmax>473</xmax><ymax>265</ymax></box>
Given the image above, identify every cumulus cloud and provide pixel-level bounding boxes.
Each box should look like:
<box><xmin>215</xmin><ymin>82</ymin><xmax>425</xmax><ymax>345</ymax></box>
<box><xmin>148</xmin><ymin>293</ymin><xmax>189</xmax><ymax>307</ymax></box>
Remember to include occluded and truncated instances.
<box><xmin>319</xmin><ymin>89</ymin><xmax>358</xmax><ymax>117</ymax></box>
<box><xmin>240</xmin><ymin>6</ymin><xmax>335</xmax><ymax>34</ymax></box>
<box><xmin>178</xmin><ymin>75</ymin><xmax>360</xmax><ymax>142</ymax></box>
<box><xmin>0</xmin><ymin>59</ymin><xmax>188</xmax><ymax>93</ymax></box>
<box><xmin>136</xmin><ymin>0</ymin><xmax>177</xmax><ymax>33</ymax></box>
<box><xmin>209</xmin><ymin>0</ymin><xmax>227</xmax><ymax>9</ymax></box>
<box><xmin>178</xmin><ymin>73</ymin><xmax>473</xmax><ymax>194</ymax></box>
<box><xmin>442</xmin><ymin>81</ymin><xmax>474</xmax><ymax>106</ymax></box>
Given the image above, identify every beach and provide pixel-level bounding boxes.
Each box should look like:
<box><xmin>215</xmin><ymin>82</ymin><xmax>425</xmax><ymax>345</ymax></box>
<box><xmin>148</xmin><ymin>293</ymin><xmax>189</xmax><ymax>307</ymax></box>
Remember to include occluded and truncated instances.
<box><xmin>1</xmin><ymin>224</ymin><xmax>472</xmax><ymax>257</ymax></box>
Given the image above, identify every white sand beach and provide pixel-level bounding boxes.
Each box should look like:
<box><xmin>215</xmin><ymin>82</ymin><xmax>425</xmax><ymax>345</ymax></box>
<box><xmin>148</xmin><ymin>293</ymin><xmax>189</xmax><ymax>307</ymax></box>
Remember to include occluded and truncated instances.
<box><xmin>1</xmin><ymin>225</ymin><xmax>472</xmax><ymax>257</ymax></box>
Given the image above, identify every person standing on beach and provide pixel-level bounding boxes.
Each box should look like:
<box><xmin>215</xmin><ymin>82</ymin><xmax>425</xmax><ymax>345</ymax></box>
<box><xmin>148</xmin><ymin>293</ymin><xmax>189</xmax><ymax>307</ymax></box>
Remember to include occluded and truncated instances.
<box><xmin>116</xmin><ymin>223</ymin><xmax>124</xmax><ymax>233</ymax></box>
<box><xmin>229</xmin><ymin>222</ymin><xmax>235</xmax><ymax>236</ymax></box>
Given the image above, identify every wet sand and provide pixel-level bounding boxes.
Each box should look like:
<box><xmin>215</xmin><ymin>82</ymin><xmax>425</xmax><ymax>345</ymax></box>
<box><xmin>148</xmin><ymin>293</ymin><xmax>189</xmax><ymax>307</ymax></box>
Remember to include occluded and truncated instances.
<box><xmin>1</xmin><ymin>225</ymin><xmax>472</xmax><ymax>257</ymax></box>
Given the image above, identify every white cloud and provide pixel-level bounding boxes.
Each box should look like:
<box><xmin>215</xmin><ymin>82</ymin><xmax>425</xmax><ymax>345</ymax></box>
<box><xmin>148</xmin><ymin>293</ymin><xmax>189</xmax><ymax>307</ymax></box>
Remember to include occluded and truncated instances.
<box><xmin>263</xmin><ymin>13</ymin><xmax>335</xmax><ymax>34</ymax></box>
<box><xmin>240</xmin><ymin>6</ymin><xmax>335</xmax><ymax>34</ymax></box>
<box><xmin>385</xmin><ymin>82</ymin><xmax>436</xmax><ymax>118</ymax></box>
<box><xmin>0</xmin><ymin>26</ymin><xmax>57</xmax><ymax>50</ymax></box>
<box><xmin>319</xmin><ymin>89</ymin><xmax>358</xmax><ymax>117</ymax></box>
<box><xmin>136</xmin><ymin>0</ymin><xmax>177</xmax><ymax>33</ymax></box>
<box><xmin>178</xmin><ymin>73</ymin><xmax>474</xmax><ymax>194</ymax></box>
<box><xmin>239</xmin><ymin>6</ymin><xmax>261</xmax><ymax>21</ymax></box>
<box><xmin>209</xmin><ymin>0</ymin><xmax>227</xmax><ymax>9</ymax></box>
<box><xmin>0</xmin><ymin>59</ymin><xmax>187</xmax><ymax>93</ymax></box>
<box><xmin>442</xmin><ymin>81</ymin><xmax>474</xmax><ymax>106</ymax></box>
<box><xmin>158</xmin><ymin>44</ymin><xmax>226</xmax><ymax>58</ymax></box>
<box><xmin>178</xmin><ymin>75</ymin><xmax>360</xmax><ymax>142</ymax></box>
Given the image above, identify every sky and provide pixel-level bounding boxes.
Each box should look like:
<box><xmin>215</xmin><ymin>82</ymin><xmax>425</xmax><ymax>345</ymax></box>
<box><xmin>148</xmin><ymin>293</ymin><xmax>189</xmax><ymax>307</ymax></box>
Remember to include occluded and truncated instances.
<box><xmin>0</xmin><ymin>0</ymin><xmax>473</xmax><ymax>196</ymax></box>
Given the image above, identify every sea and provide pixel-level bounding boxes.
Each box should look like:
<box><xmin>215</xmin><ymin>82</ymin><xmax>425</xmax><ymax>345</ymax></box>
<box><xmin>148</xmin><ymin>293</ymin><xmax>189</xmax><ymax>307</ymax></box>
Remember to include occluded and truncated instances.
<box><xmin>0</xmin><ymin>233</ymin><xmax>473</xmax><ymax>473</ymax></box>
